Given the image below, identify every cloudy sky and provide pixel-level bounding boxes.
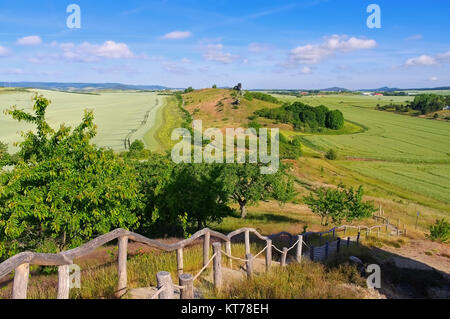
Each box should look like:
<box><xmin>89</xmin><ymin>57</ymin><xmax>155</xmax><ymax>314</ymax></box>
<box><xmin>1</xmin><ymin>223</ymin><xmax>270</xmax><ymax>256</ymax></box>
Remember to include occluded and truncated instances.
<box><xmin>0</xmin><ymin>0</ymin><xmax>449</xmax><ymax>89</ymax></box>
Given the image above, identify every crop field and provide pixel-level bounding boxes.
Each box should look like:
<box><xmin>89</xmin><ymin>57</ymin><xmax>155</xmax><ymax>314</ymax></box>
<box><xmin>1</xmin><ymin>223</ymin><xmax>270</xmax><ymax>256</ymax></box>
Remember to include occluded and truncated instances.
<box><xmin>0</xmin><ymin>89</ymin><xmax>166</xmax><ymax>152</ymax></box>
<box><xmin>268</xmin><ymin>93</ymin><xmax>450</xmax><ymax>217</ymax></box>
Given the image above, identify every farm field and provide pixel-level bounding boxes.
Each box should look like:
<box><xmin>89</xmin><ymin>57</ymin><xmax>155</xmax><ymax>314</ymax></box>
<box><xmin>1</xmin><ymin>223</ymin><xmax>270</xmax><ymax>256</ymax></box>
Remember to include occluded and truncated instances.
<box><xmin>0</xmin><ymin>89</ymin><xmax>166</xmax><ymax>152</ymax></box>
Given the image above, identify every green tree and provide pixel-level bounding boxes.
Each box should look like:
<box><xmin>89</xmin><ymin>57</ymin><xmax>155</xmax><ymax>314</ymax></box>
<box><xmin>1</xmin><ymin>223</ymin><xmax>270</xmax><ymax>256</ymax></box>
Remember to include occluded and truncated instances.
<box><xmin>325</xmin><ymin>148</ymin><xmax>337</xmax><ymax>160</ymax></box>
<box><xmin>0</xmin><ymin>95</ymin><xmax>143</xmax><ymax>258</ymax></box>
<box><xmin>221</xmin><ymin>163</ymin><xmax>295</xmax><ymax>218</ymax></box>
<box><xmin>0</xmin><ymin>141</ymin><xmax>10</xmax><ymax>168</ymax></box>
<box><xmin>304</xmin><ymin>187</ymin><xmax>346</xmax><ymax>226</ymax></box>
<box><xmin>326</xmin><ymin>110</ymin><xmax>344</xmax><ymax>130</ymax></box>
<box><xmin>212</xmin><ymin>84</ymin><xmax>217</xmax><ymax>89</ymax></box>
<box><xmin>343</xmin><ymin>186</ymin><xmax>376</xmax><ymax>222</ymax></box>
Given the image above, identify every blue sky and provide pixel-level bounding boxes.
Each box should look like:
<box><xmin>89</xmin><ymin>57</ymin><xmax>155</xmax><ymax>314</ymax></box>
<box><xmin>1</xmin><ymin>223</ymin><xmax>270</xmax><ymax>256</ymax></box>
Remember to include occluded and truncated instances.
<box><xmin>0</xmin><ymin>0</ymin><xmax>449</xmax><ymax>89</ymax></box>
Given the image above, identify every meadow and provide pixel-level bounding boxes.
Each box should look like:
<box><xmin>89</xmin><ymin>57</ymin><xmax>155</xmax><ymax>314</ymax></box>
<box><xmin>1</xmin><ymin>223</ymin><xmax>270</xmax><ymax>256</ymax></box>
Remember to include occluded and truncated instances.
<box><xmin>0</xmin><ymin>88</ymin><xmax>165</xmax><ymax>152</ymax></box>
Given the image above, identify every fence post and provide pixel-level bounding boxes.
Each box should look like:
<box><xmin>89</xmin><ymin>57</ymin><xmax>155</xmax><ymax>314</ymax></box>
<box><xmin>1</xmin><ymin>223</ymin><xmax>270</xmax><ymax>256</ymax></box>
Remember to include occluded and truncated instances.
<box><xmin>310</xmin><ymin>246</ymin><xmax>315</xmax><ymax>262</ymax></box>
<box><xmin>295</xmin><ymin>235</ymin><xmax>303</xmax><ymax>263</ymax></box>
<box><xmin>203</xmin><ymin>231</ymin><xmax>210</xmax><ymax>267</ymax></box>
<box><xmin>177</xmin><ymin>248</ymin><xmax>184</xmax><ymax>277</ymax></box>
<box><xmin>245</xmin><ymin>230</ymin><xmax>251</xmax><ymax>255</ymax></box>
<box><xmin>265</xmin><ymin>239</ymin><xmax>272</xmax><ymax>272</ymax></box>
<box><xmin>357</xmin><ymin>232</ymin><xmax>361</xmax><ymax>245</ymax></box>
<box><xmin>156</xmin><ymin>271</ymin><xmax>174</xmax><ymax>299</ymax></box>
<box><xmin>332</xmin><ymin>229</ymin><xmax>336</xmax><ymax>241</ymax></box>
<box><xmin>347</xmin><ymin>237</ymin><xmax>350</xmax><ymax>248</ymax></box>
<box><xmin>225</xmin><ymin>241</ymin><xmax>232</xmax><ymax>268</ymax></box>
<box><xmin>336</xmin><ymin>238</ymin><xmax>341</xmax><ymax>254</ymax></box>
<box><xmin>343</xmin><ymin>226</ymin><xmax>347</xmax><ymax>236</ymax></box>
<box><xmin>212</xmin><ymin>242</ymin><xmax>222</xmax><ymax>290</ymax></box>
<box><xmin>397</xmin><ymin>228</ymin><xmax>400</xmax><ymax>237</ymax></box>
<box><xmin>246</xmin><ymin>253</ymin><xmax>253</xmax><ymax>279</ymax></box>
<box><xmin>12</xmin><ymin>263</ymin><xmax>30</xmax><ymax>299</ymax></box>
<box><xmin>281</xmin><ymin>248</ymin><xmax>288</xmax><ymax>267</ymax></box>
<box><xmin>325</xmin><ymin>242</ymin><xmax>329</xmax><ymax>259</ymax></box>
<box><xmin>116</xmin><ymin>235</ymin><xmax>128</xmax><ymax>298</ymax></box>
<box><xmin>319</xmin><ymin>233</ymin><xmax>323</xmax><ymax>246</ymax></box>
<box><xmin>57</xmin><ymin>265</ymin><xmax>70</xmax><ymax>299</ymax></box>
<box><xmin>179</xmin><ymin>274</ymin><xmax>194</xmax><ymax>299</ymax></box>
<box><xmin>404</xmin><ymin>225</ymin><xmax>407</xmax><ymax>237</ymax></box>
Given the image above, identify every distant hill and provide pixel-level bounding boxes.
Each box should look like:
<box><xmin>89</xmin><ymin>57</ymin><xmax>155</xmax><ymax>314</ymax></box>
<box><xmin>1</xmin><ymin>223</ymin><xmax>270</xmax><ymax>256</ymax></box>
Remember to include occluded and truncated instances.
<box><xmin>0</xmin><ymin>82</ymin><xmax>172</xmax><ymax>92</ymax></box>
<box><xmin>321</xmin><ymin>87</ymin><xmax>349</xmax><ymax>92</ymax></box>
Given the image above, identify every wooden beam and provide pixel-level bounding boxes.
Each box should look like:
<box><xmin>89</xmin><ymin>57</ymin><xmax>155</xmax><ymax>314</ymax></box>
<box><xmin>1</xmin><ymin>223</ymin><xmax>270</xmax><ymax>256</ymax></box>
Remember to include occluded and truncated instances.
<box><xmin>12</xmin><ymin>263</ymin><xmax>29</xmax><ymax>299</ymax></box>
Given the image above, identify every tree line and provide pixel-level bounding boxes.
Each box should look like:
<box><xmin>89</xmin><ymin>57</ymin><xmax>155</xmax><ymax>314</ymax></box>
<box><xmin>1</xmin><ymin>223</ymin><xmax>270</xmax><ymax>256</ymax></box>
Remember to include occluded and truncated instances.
<box><xmin>254</xmin><ymin>102</ymin><xmax>345</xmax><ymax>132</ymax></box>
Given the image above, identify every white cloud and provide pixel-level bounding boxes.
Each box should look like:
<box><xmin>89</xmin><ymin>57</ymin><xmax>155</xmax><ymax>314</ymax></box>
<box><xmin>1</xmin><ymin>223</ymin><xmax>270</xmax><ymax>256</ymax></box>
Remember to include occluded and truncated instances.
<box><xmin>287</xmin><ymin>35</ymin><xmax>377</xmax><ymax>65</ymax></box>
<box><xmin>161</xmin><ymin>31</ymin><xmax>192</xmax><ymax>40</ymax></box>
<box><xmin>0</xmin><ymin>45</ymin><xmax>11</xmax><ymax>57</ymax></box>
<box><xmin>248</xmin><ymin>43</ymin><xmax>272</xmax><ymax>53</ymax></box>
<box><xmin>203</xmin><ymin>44</ymin><xmax>239</xmax><ymax>64</ymax></box>
<box><xmin>2</xmin><ymin>68</ymin><xmax>25</xmax><ymax>75</ymax></box>
<box><xmin>301</xmin><ymin>66</ymin><xmax>312</xmax><ymax>74</ymax></box>
<box><xmin>163</xmin><ymin>62</ymin><xmax>188</xmax><ymax>74</ymax></box>
<box><xmin>437</xmin><ymin>51</ymin><xmax>450</xmax><ymax>61</ymax></box>
<box><xmin>16</xmin><ymin>35</ymin><xmax>42</xmax><ymax>46</ymax></box>
<box><xmin>60</xmin><ymin>41</ymin><xmax>134</xmax><ymax>62</ymax></box>
<box><xmin>430</xmin><ymin>76</ymin><xmax>438</xmax><ymax>81</ymax></box>
<box><xmin>405</xmin><ymin>55</ymin><xmax>436</xmax><ymax>66</ymax></box>
<box><xmin>406</xmin><ymin>34</ymin><xmax>423</xmax><ymax>41</ymax></box>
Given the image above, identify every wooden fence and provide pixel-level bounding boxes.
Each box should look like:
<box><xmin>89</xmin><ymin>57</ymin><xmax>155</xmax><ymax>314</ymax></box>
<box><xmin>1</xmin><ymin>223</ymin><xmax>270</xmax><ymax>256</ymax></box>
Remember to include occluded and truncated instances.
<box><xmin>0</xmin><ymin>214</ymin><xmax>406</xmax><ymax>299</ymax></box>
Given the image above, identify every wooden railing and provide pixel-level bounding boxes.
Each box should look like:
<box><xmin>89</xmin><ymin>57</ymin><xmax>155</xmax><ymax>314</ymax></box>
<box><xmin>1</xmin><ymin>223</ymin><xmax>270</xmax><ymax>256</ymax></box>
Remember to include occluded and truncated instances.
<box><xmin>0</xmin><ymin>217</ymin><xmax>407</xmax><ymax>299</ymax></box>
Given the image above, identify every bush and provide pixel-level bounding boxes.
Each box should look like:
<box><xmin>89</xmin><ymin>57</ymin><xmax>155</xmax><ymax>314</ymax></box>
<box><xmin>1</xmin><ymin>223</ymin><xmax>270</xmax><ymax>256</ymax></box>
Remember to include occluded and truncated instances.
<box><xmin>325</xmin><ymin>149</ymin><xmax>338</xmax><ymax>160</ymax></box>
<box><xmin>427</xmin><ymin>219</ymin><xmax>449</xmax><ymax>243</ymax></box>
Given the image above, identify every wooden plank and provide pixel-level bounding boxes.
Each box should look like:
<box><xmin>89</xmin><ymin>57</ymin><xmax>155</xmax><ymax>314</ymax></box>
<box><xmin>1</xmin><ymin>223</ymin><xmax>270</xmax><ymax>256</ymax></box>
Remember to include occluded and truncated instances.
<box><xmin>179</xmin><ymin>274</ymin><xmax>194</xmax><ymax>299</ymax></box>
<box><xmin>177</xmin><ymin>248</ymin><xmax>184</xmax><ymax>276</ymax></box>
<box><xmin>57</xmin><ymin>265</ymin><xmax>70</xmax><ymax>299</ymax></box>
<box><xmin>203</xmin><ymin>231</ymin><xmax>210</xmax><ymax>268</ymax></box>
<box><xmin>156</xmin><ymin>271</ymin><xmax>174</xmax><ymax>299</ymax></box>
<box><xmin>213</xmin><ymin>243</ymin><xmax>222</xmax><ymax>290</ymax></box>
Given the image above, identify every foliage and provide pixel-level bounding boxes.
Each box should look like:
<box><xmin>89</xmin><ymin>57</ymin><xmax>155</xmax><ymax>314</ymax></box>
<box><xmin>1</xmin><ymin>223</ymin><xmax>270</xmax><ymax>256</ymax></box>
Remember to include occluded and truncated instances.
<box><xmin>127</xmin><ymin>140</ymin><xmax>150</xmax><ymax>159</ymax></box>
<box><xmin>304</xmin><ymin>184</ymin><xmax>375</xmax><ymax>226</ymax></box>
<box><xmin>325</xmin><ymin>148</ymin><xmax>337</xmax><ymax>160</ymax></box>
<box><xmin>134</xmin><ymin>155</ymin><xmax>233</xmax><ymax>236</ymax></box>
<box><xmin>255</xmin><ymin>101</ymin><xmax>345</xmax><ymax>132</ymax></box>
<box><xmin>0</xmin><ymin>95</ymin><xmax>143</xmax><ymax>258</ymax></box>
<box><xmin>220</xmin><ymin>162</ymin><xmax>296</xmax><ymax>218</ymax></box>
<box><xmin>0</xmin><ymin>141</ymin><xmax>10</xmax><ymax>168</ymax></box>
<box><xmin>243</xmin><ymin>91</ymin><xmax>280</xmax><ymax>104</ymax></box>
<box><xmin>409</xmin><ymin>94</ymin><xmax>450</xmax><ymax>115</ymax></box>
<box><xmin>184</xmin><ymin>87</ymin><xmax>194</xmax><ymax>94</ymax></box>
<box><xmin>427</xmin><ymin>219</ymin><xmax>449</xmax><ymax>243</ymax></box>
<box><xmin>279</xmin><ymin>133</ymin><xmax>302</xmax><ymax>160</ymax></box>
<box><xmin>212</xmin><ymin>84</ymin><xmax>217</xmax><ymax>89</ymax></box>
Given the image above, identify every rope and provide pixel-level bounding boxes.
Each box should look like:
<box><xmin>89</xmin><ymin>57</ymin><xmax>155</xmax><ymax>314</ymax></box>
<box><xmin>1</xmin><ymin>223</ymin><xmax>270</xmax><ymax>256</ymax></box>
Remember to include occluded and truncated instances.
<box><xmin>221</xmin><ymin>250</ymin><xmax>250</xmax><ymax>262</ymax></box>
<box><xmin>151</xmin><ymin>284</ymin><xmax>167</xmax><ymax>299</ymax></box>
<box><xmin>173</xmin><ymin>284</ymin><xmax>186</xmax><ymax>290</ymax></box>
<box><xmin>253</xmin><ymin>245</ymin><xmax>268</xmax><ymax>259</ymax></box>
<box><xmin>271</xmin><ymin>245</ymin><xmax>284</xmax><ymax>253</ymax></box>
<box><xmin>286</xmin><ymin>238</ymin><xmax>301</xmax><ymax>252</ymax></box>
<box><xmin>192</xmin><ymin>252</ymin><xmax>217</xmax><ymax>281</ymax></box>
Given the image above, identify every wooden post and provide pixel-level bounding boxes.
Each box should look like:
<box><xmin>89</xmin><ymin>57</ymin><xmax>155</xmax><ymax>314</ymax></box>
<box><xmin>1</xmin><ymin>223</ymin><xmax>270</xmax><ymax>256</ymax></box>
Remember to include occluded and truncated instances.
<box><xmin>179</xmin><ymin>274</ymin><xmax>194</xmax><ymax>299</ymax></box>
<box><xmin>203</xmin><ymin>231</ymin><xmax>210</xmax><ymax>267</ymax></box>
<box><xmin>397</xmin><ymin>229</ymin><xmax>400</xmax><ymax>237</ymax></box>
<box><xmin>57</xmin><ymin>265</ymin><xmax>70</xmax><ymax>299</ymax></box>
<box><xmin>156</xmin><ymin>271</ymin><xmax>174</xmax><ymax>299</ymax></box>
<box><xmin>177</xmin><ymin>248</ymin><xmax>184</xmax><ymax>276</ymax></box>
<box><xmin>357</xmin><ymin>232</ymin><xmax>361</xmax><ymax>245</ymax></box>
<box><xmin>246</xmin><ymin>253</ymin><xmax>253</xmax><ymax>279</ymax></box>
<box><xmin>281</xmin><ymin>248</ymin><xmax>288</xmax><ymax>267</ymax></box>
<box><xmin>245</xmin><ymin>230</ymin><xmax>250</xmax><ymax>255</ymax></box>
<box><xmin>325</xmin><ymin>242</ymin><xmax>329</xmax><ymax>259</ymax></box>
<box><xmin>212</xmin><ymin>242</ymin><xmax>222</xmax><ymax>290</ymax></box>
<box><xmin>310</xmin><ymin>246</ymin><xmax>315</xmax><ymax>262</ymax></box>
<box><xmin>225</xmin><ymin>241</ymin><xmax>232</xmax><ymax>268</ymax></box>
<box><xmin>347</xmin><ymin>237</ymin><xmax>350</xmax><ymax>248</ymax></box>
<box><xmin>336</xmin><ymin>238</ymin><xmax>341</xmax><ymax>254</ymax></box>
<box><xmin>332</xmin><ymin>229</ymin><xmax>336</xmax><ymax>241</ymax></box>
<box><xmin>12</xmin><ymin>263</ymin><xmax>30</xmax><ymax>299</ymax></box>
<box><xmin>343</xmin><ymin>226</ymin><xmax>347</xmax><ymax>236</ymax></box>
<box><xmin>265</xmin><ymin>239</ymin><xmax>272</xmax><ymax>272</ymax></box>
<box><xmin>397</xmin><ymin>218</ymin><xmax>400</xmax><ymax>228</ymax></box>
<box><xmin>116</xmin><ymin>236</ymin><xmax>128</xmax><ymax>298</ymax></box>
<box><xmin>319</xmin><ymin>233</ymin><xmax>323</xmax><ymax>246</ymax></box>
<box><xmin>295</xmin><ymin>235</ymin><xmax>303</xmax><ymax>263</ymax></box>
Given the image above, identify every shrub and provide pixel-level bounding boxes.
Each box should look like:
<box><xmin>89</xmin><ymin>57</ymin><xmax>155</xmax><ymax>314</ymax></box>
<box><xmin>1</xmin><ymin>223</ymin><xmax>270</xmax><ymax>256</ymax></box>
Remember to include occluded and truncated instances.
<box><xmin>427</xmin><ymin>219</ymin><xmax>449</xmax><ymax>243</ymax></box>
<box><xmin>325</xmin><ymin>149</ymin><xmax>338</xmax><ymax>160</ymax></box>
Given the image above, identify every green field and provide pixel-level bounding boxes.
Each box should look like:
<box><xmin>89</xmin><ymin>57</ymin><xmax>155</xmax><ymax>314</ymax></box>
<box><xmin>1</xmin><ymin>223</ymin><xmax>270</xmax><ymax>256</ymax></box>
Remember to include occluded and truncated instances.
<box><xmin>269</xmin><ymin>93</ymin><xmax>450</xmax><ymax>216</ymax></box>
<box><xmin>0</xmin><ymin>89</ymin><xmax>166</xmax><ymax>152</ymax></box>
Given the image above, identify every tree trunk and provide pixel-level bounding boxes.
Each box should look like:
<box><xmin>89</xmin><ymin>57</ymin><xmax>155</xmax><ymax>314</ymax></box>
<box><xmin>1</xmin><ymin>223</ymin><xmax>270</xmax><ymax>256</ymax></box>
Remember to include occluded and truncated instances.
<box><xmin>240</xmin><ymin>204</ymin><xmax>247</xmax><ymax>219</ymax></box>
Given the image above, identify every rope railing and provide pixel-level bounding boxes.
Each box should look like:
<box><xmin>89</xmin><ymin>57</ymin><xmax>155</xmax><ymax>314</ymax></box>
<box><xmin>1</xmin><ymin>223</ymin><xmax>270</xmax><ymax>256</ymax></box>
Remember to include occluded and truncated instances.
<box><xmin>192</xmin><ymin>252</ymin><xmax>217</xmax><ymax>282</ymax></box>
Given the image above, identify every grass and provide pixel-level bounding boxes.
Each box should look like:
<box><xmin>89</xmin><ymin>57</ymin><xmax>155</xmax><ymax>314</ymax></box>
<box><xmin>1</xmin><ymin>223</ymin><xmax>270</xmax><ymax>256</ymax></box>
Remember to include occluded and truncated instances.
<box><xmin>207</xmin><ymin>260</ymin><xmax>366</xmax><ymax>299</ymax></box>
